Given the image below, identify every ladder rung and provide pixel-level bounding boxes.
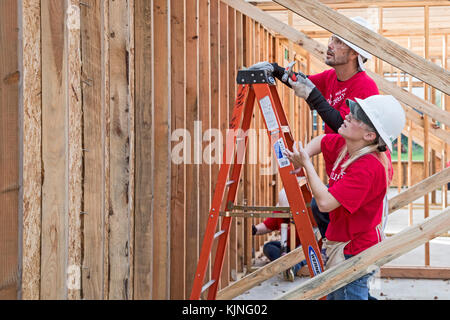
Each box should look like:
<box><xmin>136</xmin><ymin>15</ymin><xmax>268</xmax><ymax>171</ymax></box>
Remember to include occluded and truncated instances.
<box><xmin>220</xmin><ymin>211</ymin><xmax>292</xmax><ymax>218</ymax></box>
<box><xmin>230</xmin><ymin>204</ymin><xmax>291</xmax><ymax>212</ymax></box>
<box><xmin>201</xmin><ymin>279</ymin><xmax>216</xmax><ymax>293</ymax></box>
<box><xmin>214</xmin><ymin>230</ymin><xmax>226</xmax><ymax>239</ymax></box>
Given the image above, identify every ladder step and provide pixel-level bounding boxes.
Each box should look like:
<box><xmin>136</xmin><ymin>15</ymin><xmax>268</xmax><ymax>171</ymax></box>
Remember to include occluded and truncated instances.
<box><xmin>231</xmin><ymin>204</ymin><xmax>291</xmax><ymax>212</ymax></box>
<box><xmin>214</xmin><ymin>230</ymin><xmax>226</xmax><ymax>239</ymax></box>
<box><xmin>220</xmin><ymin>211</ymin><xmax>291</xmax><ymax>218</ymax></box>
<box><xmin>201</xmin><ymin>279</ymin><xmax>216</xmax><ymax>293</ymax></box>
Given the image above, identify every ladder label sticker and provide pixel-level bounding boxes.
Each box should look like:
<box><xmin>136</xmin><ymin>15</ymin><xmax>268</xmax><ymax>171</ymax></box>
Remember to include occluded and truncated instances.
<box><xmin>274</xmin><ymin>138</ymin><xmax>290</xmax><ymax>168</ymax></box>
<box><xmin>259</xmin><ymin>96</ymin><xmax>279</xmax><ymax>131</ymax></box>
<box><xmin>308</xmin><ymin>246</ymin><xmax>323</xmax><ymax>276</ymax></box>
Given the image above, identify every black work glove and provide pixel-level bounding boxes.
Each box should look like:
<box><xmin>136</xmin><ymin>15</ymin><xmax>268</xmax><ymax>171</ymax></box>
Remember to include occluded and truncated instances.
<box><xmin>252</xmin><ymin>225</ymin><xmax>257</xmax><ymax>236</ymax></box>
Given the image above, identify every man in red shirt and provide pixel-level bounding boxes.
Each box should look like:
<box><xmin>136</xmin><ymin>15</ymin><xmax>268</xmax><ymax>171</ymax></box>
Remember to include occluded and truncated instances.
<box><xmin>253</xmin><ymin>17</ymin><xmax>379</xmax><ymax>134</ymax></box>
<box><xmin>250</xmin><ymin>17</ymin><xmax>381</xmax><ymax>239</ymax></box>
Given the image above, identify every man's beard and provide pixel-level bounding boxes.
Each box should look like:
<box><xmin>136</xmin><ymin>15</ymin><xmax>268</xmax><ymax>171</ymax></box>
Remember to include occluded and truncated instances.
<box><xmin>325</xmin><ymin>55</ymin><xmax>348</xmax><ymax>66</ymax></box>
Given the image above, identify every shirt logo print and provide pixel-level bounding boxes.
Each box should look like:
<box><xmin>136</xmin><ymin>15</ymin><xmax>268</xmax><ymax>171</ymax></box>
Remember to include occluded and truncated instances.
<box><xmin>330</xmin><ymin>169</ymin><xmax>345</xmax><ymax>181</ymax></box>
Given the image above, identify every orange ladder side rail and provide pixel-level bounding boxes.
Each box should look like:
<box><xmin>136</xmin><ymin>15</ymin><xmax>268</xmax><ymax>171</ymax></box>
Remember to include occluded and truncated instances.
<box><xmin>190</xmin><ymin>84</ymin><xmax>253</xmax><ymax>300</ymax></box>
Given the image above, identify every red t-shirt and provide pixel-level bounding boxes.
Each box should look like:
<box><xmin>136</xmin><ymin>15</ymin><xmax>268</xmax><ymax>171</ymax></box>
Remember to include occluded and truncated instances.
<box><xmin>308</xmin><ymin>69</ymin><xmax>379</xmax><ymax>134</ymax></box>
<box><xmin>263</xmin><ymin>217</ymin><xmax>300</xmax><ymax>247</ymax></box>
<box><xmin>321</xmin><ymin>134</ymin><xmax>389</xmax><ymax>255</ymax></box>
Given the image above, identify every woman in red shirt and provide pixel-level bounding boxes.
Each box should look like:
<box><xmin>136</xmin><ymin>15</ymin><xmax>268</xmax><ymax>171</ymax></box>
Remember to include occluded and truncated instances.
<box><xmin>284</xmin><ymin>95</ymin><xmax>405</xmax><ymax>300</ymax></box>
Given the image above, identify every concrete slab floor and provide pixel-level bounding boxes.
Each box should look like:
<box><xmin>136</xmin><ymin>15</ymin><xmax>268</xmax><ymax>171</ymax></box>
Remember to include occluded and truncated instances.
<box><xmin>233</xmin><ymin>188</ymin><xmax>450</xmax><ymax>300</ymax></box>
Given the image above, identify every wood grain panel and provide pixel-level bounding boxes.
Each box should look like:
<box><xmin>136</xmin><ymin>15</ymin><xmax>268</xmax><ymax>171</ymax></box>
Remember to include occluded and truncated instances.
<box><xmin>0</xmin><ymin>0</ymin><xmax>20</xmax><ymax>300</ymax></box>
<box><xmin>40</xmin><ymin>0</ymin><xmax>67</xmax><ymax>299</ymax></box>
<box><xmin>80</xmin><ymin>0</ymin><xmax>105</xmax><ymax>299</ymax></box>
<box><xmin>21</xmin><ymin>0</ymin><xmax>42</xmax><ymax>300</ymax></box>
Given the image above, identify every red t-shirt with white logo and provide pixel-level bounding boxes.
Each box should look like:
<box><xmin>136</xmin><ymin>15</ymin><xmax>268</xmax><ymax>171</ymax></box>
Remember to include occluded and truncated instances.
<box><xmin>321</xmin><ymin>134</ymin><xmax>389</xmax><ymax>255</ymax></box>
<box><xmin>308</xmin><ymin>69</ymin><xmax>379</xmax><ymax>134</ymax></box>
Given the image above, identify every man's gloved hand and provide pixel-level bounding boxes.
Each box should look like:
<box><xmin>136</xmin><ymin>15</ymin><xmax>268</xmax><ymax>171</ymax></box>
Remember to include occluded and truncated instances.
<box><xmin>288</xmin><ymin>76</ymin><xmax>315</xmax><ymax>99</ymax></box>
<box><xmin>252</xmin><ymin>225</ymin><xmax>257</xmax><ymax>236</ymax></box>
<box><xmin>247</xmin><ymin>61</ymin><xmax>274</xmax><ymax>74</ymax></box>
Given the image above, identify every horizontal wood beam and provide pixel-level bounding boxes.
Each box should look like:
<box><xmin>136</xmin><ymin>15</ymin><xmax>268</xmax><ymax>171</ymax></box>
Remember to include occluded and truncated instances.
<box><xmin>277</xmin><ymin>207</ymin><xmax>450</xmax><ymax>300</ymax></box>
<box><xmin>273</xmin><ymin>0</ymin><xmax>450</xmax><ymax>95</ymax></box>
<box><xmin>303</xmin><ymin>29</ymin><xmax>450</xmax><ymax>38</ymax></box>
<box><xmin>369</xmin><ymin>72</ymin><xmax>450</xmax><ymax>127</ymax></box>
<box><xmin>223</xmin><ymin>0</ymin><xmax>450</xmax><ymax>128</ymax></box>
<box><xmin>380</xmin><ymin>266</ymin><xmax>450</xmax><ymax>279</ymax></box>
<box><xmin>388</xmin><ymin>167</ymin><xmax>450</xmax><ymax>213</ymax></box>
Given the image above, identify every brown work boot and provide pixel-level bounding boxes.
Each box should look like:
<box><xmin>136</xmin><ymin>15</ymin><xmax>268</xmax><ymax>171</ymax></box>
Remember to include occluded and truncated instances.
<box><xmin>283</xmin><ymin>267</ymin><xmax>295</xmax><ymax>282</ymax></box>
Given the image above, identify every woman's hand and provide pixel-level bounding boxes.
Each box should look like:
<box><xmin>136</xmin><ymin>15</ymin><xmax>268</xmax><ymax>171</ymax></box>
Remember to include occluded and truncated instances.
<box><xmin>283</xmin><ymin>141</ymin><xmax>311</xmax><ymax>170</ymax></box>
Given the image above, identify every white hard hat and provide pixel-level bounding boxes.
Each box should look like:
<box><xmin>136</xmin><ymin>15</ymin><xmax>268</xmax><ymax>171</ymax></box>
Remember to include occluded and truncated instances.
<box><xmin>335</xmin><ymin>16</ymin><xmax>373</xmax><ymax>71</ymax></box>
<box><xmin>353</xmin><ymin>95</ymin><xmax>406</xmax><ymax>153</ymax></box>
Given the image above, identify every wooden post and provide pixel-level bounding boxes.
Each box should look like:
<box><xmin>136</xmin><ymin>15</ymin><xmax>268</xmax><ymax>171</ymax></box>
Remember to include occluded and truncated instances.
<box><xmin>243</xmin><ymin>15</ymin><xmax>253</xmax><ymax>273</ymax></box>
<box><xmin>199</xmin><ymin>0</ymin><xmax>212</xmax><ymax>287</ymax></box>
<box><xmin>135</xmin><ymin>0</ymin><xmax>156</xmax><ymax>300</ymax></box>
<box><xmin>430</xmin><ymin>60</ymin><xmax>437</xmax><ymax>205</ymax></box>
<box><xmin>185</xmin><ymin>0</ymin><xmax>199</xmax><ymax>299</ymax></box>
<box><xmin>424</xmin><ymin>5</ymin><xmax>430</xmax><ymax>267</ymax></box>
<box><xmin>20</xmin><ymin>0</ymin><xmax>42</xmax><ymax>300</ymax></box>
<box><xmin>210</xmin><ymin>0</ymin><xmax>221</xmax><ymax>293</ymax></box>
<box><xmin>228</xmin><ymin>5</ymin><xmax>238</xmax><ymax>281</ymax></box>
<box><xmin>40</xmin><ymin>0</ymin><xmax>68</xmax><ymax>299</ymax></box>
<box><xmin>377</xmin><ymin>6</ymin><xmax>383</xmax><ymax>76</ymax></box>
<box><xmin>219</xmin><ymin>1</ymin><xmax>229</xmax><ymax>288</ymax></box>
<box><xmin>443</xmin><ymin>34</ymin><xmax>449</xmax><ymax>208</ymax></box>
<box><xmin>152</xmin><ymin>0</ymin><xmax>170</xmax><ymax>299</ymax></box>
<box><xmin>408</xmin><ymin>118</ymin><xmax>413</xmax><ymax>225</ymax></box>
<box><xmin>1</xmin><ymin>0</ymin><xmax>20</xmax><ymax>300</ymax></box>
<box><xmin>80</xmin><ymin>0</ymin><xmax>106</xmax><ymax>299</ymax></box>
<box><xmin>108</xmin><ymin>0</ymin><xmax>135</xmax><ymax>300</ymax></box>
<box><xmin>407</xmin><ymin>38</ymin><xmax>414</xmax><ymax>226</ymax></box>
<box><xmin>397</xmin><ymin>70</ymin><xmax>403</xmax><ymax>192</ymax></box>
<box><xmin>67</xmin><ymin>0</ymin><xmax>83</xmax><ymax>300</ymax></box>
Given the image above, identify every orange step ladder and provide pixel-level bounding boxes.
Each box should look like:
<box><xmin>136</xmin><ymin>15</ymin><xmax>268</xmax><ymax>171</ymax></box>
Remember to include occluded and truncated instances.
<box><xmin>190</xmin><ymin>68</ymin><xmax>325</xmax><ymax>300</ymax></box>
